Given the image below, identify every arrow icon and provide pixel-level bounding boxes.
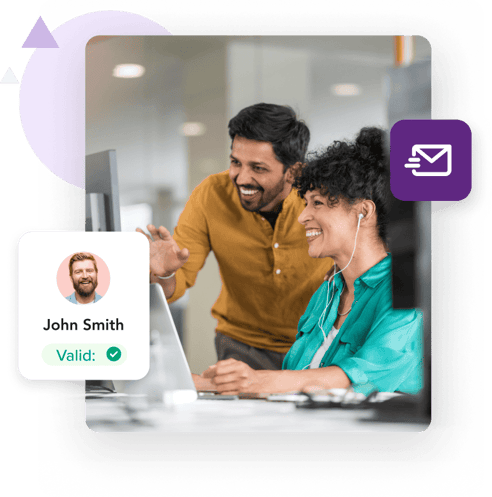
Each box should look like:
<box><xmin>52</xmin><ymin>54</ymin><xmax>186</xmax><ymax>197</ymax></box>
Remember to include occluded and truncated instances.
<box><xmin>0</xmin><ymin>67</ymin><xmax>20</xmax><ymax>86</ymax></box>
<box><xmin>23</xmin><ymin>17</ymin><xmax>59</xmax><ymax>49</ymax></box>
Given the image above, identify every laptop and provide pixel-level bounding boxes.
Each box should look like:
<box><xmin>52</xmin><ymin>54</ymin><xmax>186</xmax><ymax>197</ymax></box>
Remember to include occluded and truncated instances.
<box><xmin>101</xmin><ymin>283</ymin><xmax>198</xmax><ymax>403</ymax></box>
<box><xmin>87</xmin><ymin>284</ymin><xmax>278</xmax><ymax>402</ymax></box>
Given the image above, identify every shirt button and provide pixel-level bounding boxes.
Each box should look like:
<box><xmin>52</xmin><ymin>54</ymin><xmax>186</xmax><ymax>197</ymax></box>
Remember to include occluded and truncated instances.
<box><xmin>274</xmin><ymin>243</ymin><xmax>279</xmax><ymax>248</ymax></box>
<box><xmin>275</xmin><ymin>269</ymin><xmax>281</xmax><ymax>275</ymax></box>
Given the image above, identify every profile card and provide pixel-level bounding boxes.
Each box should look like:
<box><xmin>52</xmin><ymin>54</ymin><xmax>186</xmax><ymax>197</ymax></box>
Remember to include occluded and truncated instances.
<box><xmin>18</xmin><ymin>232</ymin><xmax>149</xmax><ymax>380</ymax></box>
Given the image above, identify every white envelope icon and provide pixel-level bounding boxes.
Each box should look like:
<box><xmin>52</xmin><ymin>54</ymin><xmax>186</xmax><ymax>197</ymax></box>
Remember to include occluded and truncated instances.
<box><xmin>405</xmin><ymin>144</ymin><xmax>452</xmax><ymax>177</ymax></box>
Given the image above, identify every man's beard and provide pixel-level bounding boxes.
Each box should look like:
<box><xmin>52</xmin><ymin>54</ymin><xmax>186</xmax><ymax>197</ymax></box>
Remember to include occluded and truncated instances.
<box><xmin>235</xmin><ymin>177</ymin><xmax>286</xmax><ymax>213</ymax></box>
<box><xmin>74</xmin><ymin>277</ymin><xmax>98</xmax><ymax>298</ymax></box>
<box><xmin>235</xmin><ymin>184</ymin><xmax>265</xmax><ymax>212</ymax></box>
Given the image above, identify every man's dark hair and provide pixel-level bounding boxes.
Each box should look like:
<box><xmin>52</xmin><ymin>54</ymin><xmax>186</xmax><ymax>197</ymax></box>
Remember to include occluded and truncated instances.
<box><xmin>294</xmin><ymin>127</ymin><xmax>391</xmax><ymax>243</ymax></box>
<box><xmin>228</xmin><ymin>103</ymin><xmax>310</xmax><ymax>172</ymax></box>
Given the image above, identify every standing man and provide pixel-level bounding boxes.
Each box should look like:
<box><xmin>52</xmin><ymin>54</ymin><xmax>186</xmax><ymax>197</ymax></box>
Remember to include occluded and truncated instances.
<box><xmin>139</xmin><ymin>103</ymin><xmax>332</xmax><ymax>370</ymax></box>
<box><xmin>66</xmin><ymin>253</ymin><xmax>102</xmax><ymax>305</ymax></box>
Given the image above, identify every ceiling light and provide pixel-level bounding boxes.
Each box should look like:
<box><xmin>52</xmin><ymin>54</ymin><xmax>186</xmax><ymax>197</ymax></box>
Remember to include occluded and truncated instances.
<box><xmin>181</xmin><ymin>122</ymin><xmax>206</xmax><ymax>137</ymax></box>
<box><xmin>113</xmin><ymin>64</ymin><xmax>145</xmax><ymax>78</ymax></box>
<box><xmin>331</xmin><ymin>84</ymin><xmax>361</xmax><ymax>96</ymax></box>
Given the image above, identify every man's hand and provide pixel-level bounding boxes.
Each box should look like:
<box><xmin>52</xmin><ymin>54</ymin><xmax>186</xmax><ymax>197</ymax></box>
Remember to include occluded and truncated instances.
<box><xmin>202</xmin><ymin>358</ymin><xmax>268</xmax><ymax>395</ymax></box>
<box><xmin>136</xmin><ymin>224</ymin><xmax>189</xmax><ymax>280</ymax></box>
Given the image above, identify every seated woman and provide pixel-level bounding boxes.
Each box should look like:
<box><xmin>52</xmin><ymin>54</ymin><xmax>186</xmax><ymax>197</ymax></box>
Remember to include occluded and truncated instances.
<box><xmin>196</xmin><ymin>127</ymin><xmax>423</xmax><ymax>396</ymax></box>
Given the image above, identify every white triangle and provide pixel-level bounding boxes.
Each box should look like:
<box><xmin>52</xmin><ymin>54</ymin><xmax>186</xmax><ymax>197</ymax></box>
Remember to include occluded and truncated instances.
<box><xmin>1</xmin><ymin>67</ymin><xmax>19</xmax><ymax>84</ymax></box>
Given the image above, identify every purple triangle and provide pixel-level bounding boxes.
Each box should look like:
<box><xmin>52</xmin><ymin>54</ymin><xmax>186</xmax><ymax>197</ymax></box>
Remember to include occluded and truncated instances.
<box><xmin>23</xmin><ymin>17</ymin><xmax>59</xmax><ymax>48</ymax></box>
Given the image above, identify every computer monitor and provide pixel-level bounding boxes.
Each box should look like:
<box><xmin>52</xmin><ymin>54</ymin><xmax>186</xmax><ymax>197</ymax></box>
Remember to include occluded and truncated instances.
<box><xmin>85</xmin><ymin>150</ymin><xmax>121</xmax><ymax>232</ymax></box>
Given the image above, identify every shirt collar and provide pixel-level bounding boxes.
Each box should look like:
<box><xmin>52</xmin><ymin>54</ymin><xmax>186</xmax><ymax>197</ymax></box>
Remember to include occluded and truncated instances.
<box><xmin>283</xmin><ymin>187</ymin><xmax>299</xmax><ymax>209</ymax></box>
<box><xmin>334</xmin><ymin>253</ymin><xmax>392</xmax><ymax>289</ymax></box>
<box><xmin>252</xmin><ymin>187</ymin><xmax>297</xmax><ymax>220</ymax></box>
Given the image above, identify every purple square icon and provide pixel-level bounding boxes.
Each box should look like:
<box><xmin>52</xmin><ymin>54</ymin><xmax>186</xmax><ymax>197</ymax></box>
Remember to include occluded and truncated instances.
<box><xmin>390</xmin><ymin>120</ymin><xmax>472</xmax><ymax>201</ymax></box>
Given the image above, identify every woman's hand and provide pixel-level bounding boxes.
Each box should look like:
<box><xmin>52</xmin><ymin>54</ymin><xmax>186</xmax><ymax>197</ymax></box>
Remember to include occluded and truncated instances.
<box><xmin>201</xmin><ymin>361</ymin><xmax>350</xmax><ymax>395</ymax></box>
<box><xmin>202</xmin><ymin>359</ymin><xmax>269</xmax><ymax>395</ymax></box>
<box><xmin>191</xmin><ymin>373</ymin><xmax>216</xmax><ymax>392</ymax></box>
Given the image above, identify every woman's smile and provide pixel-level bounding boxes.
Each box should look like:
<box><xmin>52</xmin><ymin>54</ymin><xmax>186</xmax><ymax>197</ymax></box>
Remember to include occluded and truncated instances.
<box><xmin>305</xmin><ymin>228</ymin><xmax>323</xmax><ymax>243</ymax></box>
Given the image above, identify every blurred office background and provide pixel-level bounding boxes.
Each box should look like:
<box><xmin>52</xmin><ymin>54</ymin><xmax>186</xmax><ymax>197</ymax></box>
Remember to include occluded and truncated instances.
<box><xmin>86</xmin><ymin>36</ymin><xmax>431</xmax><ymax>375</ymax></box>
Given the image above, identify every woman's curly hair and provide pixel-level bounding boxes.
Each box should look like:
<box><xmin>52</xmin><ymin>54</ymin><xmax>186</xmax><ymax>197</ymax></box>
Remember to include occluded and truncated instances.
<box><xmin>294</xmin><ymin>127</ymin><xmax>390</xmax><ymax>243</ymax></box>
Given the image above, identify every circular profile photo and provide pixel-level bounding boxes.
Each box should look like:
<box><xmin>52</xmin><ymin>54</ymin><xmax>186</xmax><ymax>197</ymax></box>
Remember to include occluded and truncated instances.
<box><xmin>57</xmin><ymin>252</ymin><xmax>110</xmax><ymax>305</ymax></box>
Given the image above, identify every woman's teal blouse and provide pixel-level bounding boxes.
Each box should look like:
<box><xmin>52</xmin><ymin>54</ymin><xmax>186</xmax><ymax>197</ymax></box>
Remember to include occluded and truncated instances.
<box><xmin>282</xmin><ymin>255</ymin><xmax>423</xmax><ymax>395</ymax></box>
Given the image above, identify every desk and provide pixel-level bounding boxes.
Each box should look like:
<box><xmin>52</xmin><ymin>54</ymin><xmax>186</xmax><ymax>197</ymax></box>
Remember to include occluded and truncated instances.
<box><xmin>86</xmin><ymin>397</ymin><xmax>428</xmax><ymax>432</ymax></box>
<box><xmin>59</xmin><ymin>396</ymin><xmax>450</xmax><ymax>464</ymax></box>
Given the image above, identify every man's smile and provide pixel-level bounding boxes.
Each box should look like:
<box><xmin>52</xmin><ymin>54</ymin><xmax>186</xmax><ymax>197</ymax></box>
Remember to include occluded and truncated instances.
<box><xmin>239</xmin><ymin>187</ymin><xmax>260</xmax><ymax>196</ymax></box>
<box><xmin>237</xmin><ymin>184</ymin><xmax>263</xmax><ymax>201</ymax></box>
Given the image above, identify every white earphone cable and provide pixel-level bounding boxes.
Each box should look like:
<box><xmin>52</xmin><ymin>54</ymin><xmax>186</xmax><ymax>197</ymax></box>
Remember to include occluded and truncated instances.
<box><xmin>317</xmin><ymin>213</ymin><xmax>363</xmax><ymax>339</ymax></box>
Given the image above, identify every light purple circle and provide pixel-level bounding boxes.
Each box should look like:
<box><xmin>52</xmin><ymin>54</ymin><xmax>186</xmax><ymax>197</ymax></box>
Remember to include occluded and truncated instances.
<box><xmin>20</xmin><ymin>11</ymin><xmax>170</xmax><ymax>188</ymax></box>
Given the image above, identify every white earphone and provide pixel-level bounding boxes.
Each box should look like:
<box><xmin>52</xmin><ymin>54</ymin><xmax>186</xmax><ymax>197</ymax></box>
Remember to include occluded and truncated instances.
<box><xmin>317</xmin><ymin>211</ymin><xmax>364</xmax><ymax>339</ymax></box>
